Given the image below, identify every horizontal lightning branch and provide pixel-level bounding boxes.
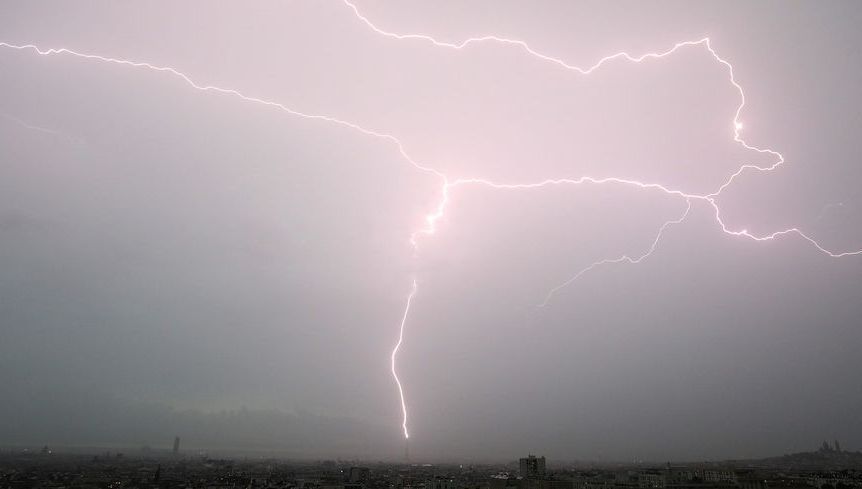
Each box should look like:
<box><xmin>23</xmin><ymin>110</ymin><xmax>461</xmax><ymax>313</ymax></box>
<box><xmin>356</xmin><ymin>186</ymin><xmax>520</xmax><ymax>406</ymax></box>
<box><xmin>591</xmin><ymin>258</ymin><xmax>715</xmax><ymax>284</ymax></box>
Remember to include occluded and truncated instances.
<box><xmin>1</xmin><ymin>111</ymin><xmax>76</xmax><ymax>141</ymax></box>
<box><xmin>0</xmin><ymin>42</ymin><xmax>445</xmax><ymax>181</ymax></box>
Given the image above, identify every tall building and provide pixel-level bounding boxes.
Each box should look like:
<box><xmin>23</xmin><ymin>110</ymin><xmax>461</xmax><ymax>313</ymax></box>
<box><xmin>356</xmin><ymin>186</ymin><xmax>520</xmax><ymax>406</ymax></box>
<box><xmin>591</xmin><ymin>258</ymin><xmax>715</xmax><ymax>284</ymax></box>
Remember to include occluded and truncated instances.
<box><xmin>172</xmin><ymin>436</ymin><xmax>181</xmax><ymax>454</ymax></box>
<box><xmin>349</xmin><ymin>467</ymin><xmax>370</xmax><ymax>484</ymax></box>
<box><xmin>519</xmin><ymin>455</ymin><xmax>546</xmax><ymax>479</ymax></box>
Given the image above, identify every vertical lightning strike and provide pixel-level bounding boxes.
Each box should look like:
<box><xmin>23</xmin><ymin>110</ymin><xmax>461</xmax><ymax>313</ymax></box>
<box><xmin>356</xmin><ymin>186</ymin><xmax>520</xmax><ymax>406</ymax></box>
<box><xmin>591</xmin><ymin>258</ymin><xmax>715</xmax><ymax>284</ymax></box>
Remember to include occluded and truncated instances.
<box><xmin>4</xmin><ymin>2</ymin><xmax>862</xmax><ymax>445</ymax></box>
<box><xmin>393</xmin><ymin>278</ymin><xmax>418</xmax><ymax>439</ymax></box>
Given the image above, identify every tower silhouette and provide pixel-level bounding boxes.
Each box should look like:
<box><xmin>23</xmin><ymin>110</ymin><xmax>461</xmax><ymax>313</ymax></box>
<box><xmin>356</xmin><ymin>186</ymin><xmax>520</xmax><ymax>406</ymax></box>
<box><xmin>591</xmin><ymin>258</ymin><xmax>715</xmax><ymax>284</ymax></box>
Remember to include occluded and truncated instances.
<box><xmin>404</xmin><ymin>438</ymin><xmax>410</xmax><ymax>463</ymax></box>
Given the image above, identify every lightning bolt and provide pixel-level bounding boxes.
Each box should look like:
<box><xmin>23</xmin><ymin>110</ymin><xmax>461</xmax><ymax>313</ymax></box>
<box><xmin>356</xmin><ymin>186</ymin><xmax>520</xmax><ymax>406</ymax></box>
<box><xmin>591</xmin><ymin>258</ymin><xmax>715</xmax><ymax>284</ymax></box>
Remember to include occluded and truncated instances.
<box><xmin>0</xmin><ymin>111</ymin><xmax>76</xmax><ymax>141</ymax></box>
<box><xmin>539</xmin><ymin>198</ymin><xmax>693</xmax><ymax>308</ymax></box>
<box><xmin>341</xmin><ymin>0</ymin><xmax>862</xmax><ymax>442</ymax></box>
<box><xmin>0</xmin><ymin>42</ymin><xmax>444</xmax><ymax>181</ymax></box>
<box><xmin>393</xmin><ymin>278</ymin><xmax>418</xmax><ymax>439</ymax></box>
<box><xmin>2</xmin><ymin>0</ymin><xmax>861</xmax><ymax>447</ymax></box>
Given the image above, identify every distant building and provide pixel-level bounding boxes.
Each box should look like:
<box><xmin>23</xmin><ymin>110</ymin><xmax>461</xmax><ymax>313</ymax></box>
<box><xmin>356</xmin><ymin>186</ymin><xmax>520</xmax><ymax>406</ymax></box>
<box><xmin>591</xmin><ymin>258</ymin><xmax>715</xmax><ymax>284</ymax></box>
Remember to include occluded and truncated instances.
<box><xmin>429</xmin><ymin>477</ymin><xmax>458</xmax><ymax>489</ymax></box>
<box><xmin>521</xmin><ymin>480</ymin><xmax>575</xmax><ymax>489</ymax></box>
<box><xmin>519</xmin><ymin>455</ymin><xmax>546</xmax><ymax>480</ymax></box>
<box><xmin>664</xmin><ymin>465</ymin><xmax>694</xmax><ymax>485</ymax></box>
<box><xmin>172</xmin><ymin>436</ymin><xmax>181</xmax><ymax>454</ymax></box>
<box><xmin>699</xmin><ymin>469</ymin><xmax>736</xmax><ymax>484</ymax></box>
<box><xmin>738</xmin><ymin>477</ymin><xmax>766</xmax><ymax>489</ymax></box>
<box><xmin>349</xmin><ymin>467</ymin><xmax>370</xmax><ymax>484</ymax></box>
<box><xmin>637</xmin><ymin>473</ymin><xmax>665</xmax><ymax>489</ymax></box>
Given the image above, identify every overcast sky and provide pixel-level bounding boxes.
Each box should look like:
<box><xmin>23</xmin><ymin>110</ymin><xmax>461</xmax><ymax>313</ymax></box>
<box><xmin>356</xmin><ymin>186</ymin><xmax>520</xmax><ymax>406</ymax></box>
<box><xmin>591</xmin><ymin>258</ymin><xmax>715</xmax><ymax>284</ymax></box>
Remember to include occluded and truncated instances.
<box><xmin>1</xmin><ymin>1</ymin><xmax>861</xmax><ymax>462</ymax></box>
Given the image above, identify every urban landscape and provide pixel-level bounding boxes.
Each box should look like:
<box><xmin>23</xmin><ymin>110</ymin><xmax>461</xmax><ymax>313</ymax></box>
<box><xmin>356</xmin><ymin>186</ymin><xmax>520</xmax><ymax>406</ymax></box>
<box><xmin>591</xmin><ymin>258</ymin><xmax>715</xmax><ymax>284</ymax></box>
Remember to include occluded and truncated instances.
<box><xmin>3</xmin><ymin>446</ymin><xmax>862</xmax><ymax>489</ymax></box>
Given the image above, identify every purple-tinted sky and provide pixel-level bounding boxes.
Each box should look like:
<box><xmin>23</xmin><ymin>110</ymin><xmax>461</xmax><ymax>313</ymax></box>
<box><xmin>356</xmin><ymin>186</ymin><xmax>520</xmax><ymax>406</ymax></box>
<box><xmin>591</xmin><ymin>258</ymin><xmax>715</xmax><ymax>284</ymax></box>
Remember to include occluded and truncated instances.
<box><xmin>1</xmin><ymin>1</ymin><xmax>861</xmax><ymax>462</ymax></box>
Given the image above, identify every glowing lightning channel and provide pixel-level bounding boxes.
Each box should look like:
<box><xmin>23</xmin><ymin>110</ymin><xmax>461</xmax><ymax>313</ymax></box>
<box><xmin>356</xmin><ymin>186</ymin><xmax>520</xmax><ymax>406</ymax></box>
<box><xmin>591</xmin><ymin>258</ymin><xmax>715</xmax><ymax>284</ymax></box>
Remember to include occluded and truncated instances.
<box><xmin>393</xmin><ymin>278</ymin><xmax>418</xmax><ymax>439</ymax></box>
<box><xmin>343</xmin><ymin>0</ymin><xmax>705</xmax><ymax>75</ymax></box>
<box><xmin>539</xmin><ymin>198</ymin><xmax>692</xmax><ymax>307</ymax></box>
<box><xmin>0</xmin><ymin>111</ymin><xmax>75</xmax><ymax>141</ymax></box>
<box><xmin>0</xmin><ymin>42</ymin><xmax>445</xmax><ymax>182</ymax></box>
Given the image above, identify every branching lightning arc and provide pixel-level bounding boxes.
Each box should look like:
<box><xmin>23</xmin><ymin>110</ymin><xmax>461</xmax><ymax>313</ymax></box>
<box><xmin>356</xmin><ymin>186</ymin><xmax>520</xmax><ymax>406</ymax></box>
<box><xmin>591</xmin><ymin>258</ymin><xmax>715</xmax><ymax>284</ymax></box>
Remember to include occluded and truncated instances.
<box><xmin>2</xmin><ymin>0</ymin><xmax>861</xmax><ymax>443</ymax></box>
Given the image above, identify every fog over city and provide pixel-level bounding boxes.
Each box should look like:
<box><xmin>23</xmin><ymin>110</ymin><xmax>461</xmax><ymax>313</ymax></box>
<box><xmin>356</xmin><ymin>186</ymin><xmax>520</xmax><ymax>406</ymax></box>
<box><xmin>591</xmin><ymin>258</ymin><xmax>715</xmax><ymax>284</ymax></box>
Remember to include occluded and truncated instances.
<box><xmin>1</xmin><ymin>1</ymin><xmax>862</xmax><ymax>462</ymax></box>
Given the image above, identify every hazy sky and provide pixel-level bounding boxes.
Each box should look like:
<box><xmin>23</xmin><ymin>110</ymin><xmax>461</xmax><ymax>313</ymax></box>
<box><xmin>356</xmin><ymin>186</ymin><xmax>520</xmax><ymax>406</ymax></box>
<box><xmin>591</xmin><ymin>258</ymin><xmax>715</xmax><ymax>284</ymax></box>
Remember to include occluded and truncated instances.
<box><xmin>1</xmin><ymin>1</ymin><xmax>862</xmax><ymax>462</ymax></box>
